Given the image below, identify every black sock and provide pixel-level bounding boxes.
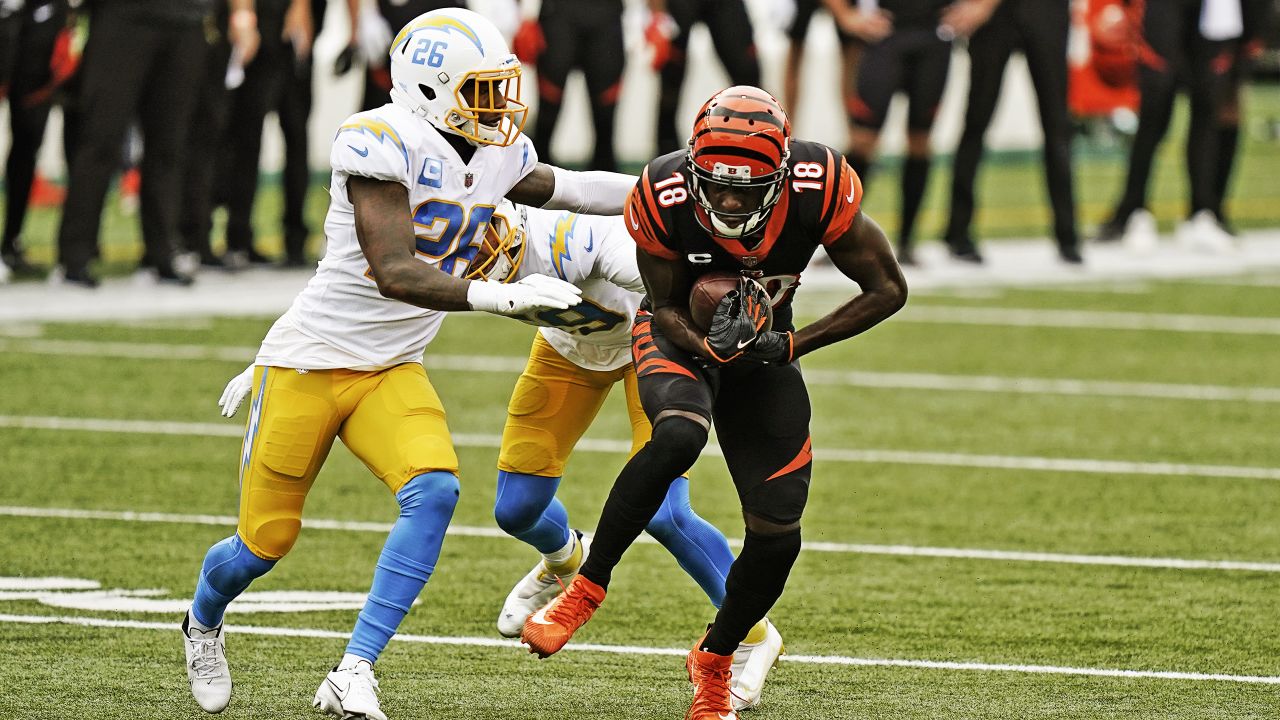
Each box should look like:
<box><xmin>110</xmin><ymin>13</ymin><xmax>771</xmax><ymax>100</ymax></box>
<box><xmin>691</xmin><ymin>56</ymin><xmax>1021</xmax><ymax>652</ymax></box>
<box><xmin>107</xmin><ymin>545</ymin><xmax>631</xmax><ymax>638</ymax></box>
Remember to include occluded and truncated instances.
<box><xmin>847</xmin><ymin>151</ymin><xmax>874</xmax><ymax>188</ymax></box>
<box><xmin>579</xmin><ymin>419</ymin><xmax>707</xmax><ymax>589</ymax></box>
<box><xmin>899</xmin><ymin>155</ymin><xmax>931</xmax><ymax>251</ymax></box>
<box><xmin>701</xmin><ymin>528</ymin><xmax>802</xmax><ymax>655</ymax></box>
<box><xmin>1213</xmin><ymin>123</ymin><xmax>1240</xmax><ymax>220</ymax></box>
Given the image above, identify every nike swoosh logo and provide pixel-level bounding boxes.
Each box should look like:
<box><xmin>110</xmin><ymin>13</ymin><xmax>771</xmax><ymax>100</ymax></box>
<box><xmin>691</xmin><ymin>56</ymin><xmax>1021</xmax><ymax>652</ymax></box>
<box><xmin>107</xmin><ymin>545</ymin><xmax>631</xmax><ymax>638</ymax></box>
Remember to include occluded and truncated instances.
<box><xmin>348</xmin><ymin>145</ymin><xmax>369</xmax><ymax>157</ymax></box>
<box><xmin>529</xmin><ymin>607</ymin><xmax>555</xmax><ymax>626</ymax></box>
<box><xmin>736</xmin><ymin>338</ymin><xmax>753</xmax><ymax>349</ymax></box>
<box><xmin>584</xmin><ymin>231</ymin><xmax>594</xmax><ymax>253</ymax></box>
<box><xmin>327</xmin><ymin>678</ymin><xmax>350</xmax><ymax>698</ymax></box>
<box><xmin>629</xmin><ymin>212</ymin><xmax>640</xmax><ymax>230</ymax></box>
<box><xmin>845</xmin><ymin>175</ymin><xmax>856</xmax><ymax>204</ymax></box>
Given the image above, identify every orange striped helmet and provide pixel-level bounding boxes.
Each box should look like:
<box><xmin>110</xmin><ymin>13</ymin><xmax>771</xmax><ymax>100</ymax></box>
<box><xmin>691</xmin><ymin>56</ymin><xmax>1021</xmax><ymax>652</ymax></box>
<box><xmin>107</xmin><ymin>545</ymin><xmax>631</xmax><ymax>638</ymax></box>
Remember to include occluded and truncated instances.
<box><xmin>685</xmin><ymin>86</ymin><xmax>791</xmax><ymax>239</ymax></box>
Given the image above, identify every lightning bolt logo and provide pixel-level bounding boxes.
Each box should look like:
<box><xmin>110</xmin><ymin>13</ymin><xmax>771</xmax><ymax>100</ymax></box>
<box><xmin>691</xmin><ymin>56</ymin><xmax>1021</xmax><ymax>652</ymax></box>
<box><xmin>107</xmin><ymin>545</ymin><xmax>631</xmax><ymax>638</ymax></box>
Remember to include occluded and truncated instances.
<box><xmin>549</xmin><ymin>213</ymin><xmax>579</xmax><ymax>281</ymax></box>
<box><xmin>393</xmin><ymin>15</ymin><xmax>484</xmax><ymax>56</ymax></box>
<box><xmin>336</xmin><ymin>116</ymin><xmax>410</xmax><ymax>173</ymax></box>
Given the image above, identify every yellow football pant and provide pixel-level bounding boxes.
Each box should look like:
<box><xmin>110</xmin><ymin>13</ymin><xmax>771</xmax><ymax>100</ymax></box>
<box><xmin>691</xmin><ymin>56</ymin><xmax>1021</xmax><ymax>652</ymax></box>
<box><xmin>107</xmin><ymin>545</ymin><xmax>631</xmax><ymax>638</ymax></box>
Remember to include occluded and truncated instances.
<box><xmin>498</xmin><ymin>334</ymin><xmax>649</xmax><ymax>477</ymax></box>
<box><xmin>237</xmin><ymin>363</ymin><xmax>458</xmax><ymax>559</ymax></box>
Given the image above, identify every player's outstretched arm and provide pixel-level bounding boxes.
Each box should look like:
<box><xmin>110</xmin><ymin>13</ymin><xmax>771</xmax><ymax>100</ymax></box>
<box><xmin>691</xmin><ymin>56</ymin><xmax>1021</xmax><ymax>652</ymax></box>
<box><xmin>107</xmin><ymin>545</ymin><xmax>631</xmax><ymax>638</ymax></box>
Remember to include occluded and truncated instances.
<box><xmin>351</xmin><ymin>176</ymin><xmax>582</xmax><ymax>316</ymax></box>
<box><xmin>790</xmin><ymin>211</ymin><xmax>907</xmax><ymax>358</ymax></box>
<box><xmin>507</xmin><ymin>163</ymin><xmax>637</xmax><ymax>215</ymax></box>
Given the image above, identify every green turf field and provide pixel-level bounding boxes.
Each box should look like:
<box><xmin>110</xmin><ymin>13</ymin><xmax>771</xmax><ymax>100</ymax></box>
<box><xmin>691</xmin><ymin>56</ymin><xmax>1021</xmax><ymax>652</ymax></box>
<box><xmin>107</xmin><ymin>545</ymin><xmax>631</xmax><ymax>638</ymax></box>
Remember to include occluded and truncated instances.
<box><xmin>2</xmin><ymin>275</ymin><xmax>1279</xmax><ymax>719</ymax></box>
<box><xmin>3</xmin><ymin>85</ymin><xmax>1280</xmax><ymax>277</ymax></box>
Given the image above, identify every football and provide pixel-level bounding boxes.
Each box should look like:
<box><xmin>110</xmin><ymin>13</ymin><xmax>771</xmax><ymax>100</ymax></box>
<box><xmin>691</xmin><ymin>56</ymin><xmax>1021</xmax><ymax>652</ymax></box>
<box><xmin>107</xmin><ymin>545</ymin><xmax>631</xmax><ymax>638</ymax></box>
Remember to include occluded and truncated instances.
<box><xmin>688</xmin><ymin>271</ymin><xmax>773</xmax><ymax>333</ymax></box>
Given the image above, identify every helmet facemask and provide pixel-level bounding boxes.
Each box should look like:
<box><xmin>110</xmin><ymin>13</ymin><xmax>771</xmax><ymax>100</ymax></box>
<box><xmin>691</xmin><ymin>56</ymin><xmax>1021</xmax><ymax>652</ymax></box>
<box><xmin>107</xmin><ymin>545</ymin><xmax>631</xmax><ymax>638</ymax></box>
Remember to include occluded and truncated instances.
<box><xmin>467</xmin><ymin>205</ymin><xmax>527</xmax><ymax>283</ymax></box>
<box><xmin>447</xmin><ymin>70</ymin><xmax>528</xmax><ymax>147</ymax></box>
<box><xmin>687</xmin><ymin>152</ymin><xmax>790</xmax><ymax>240</ymax></box>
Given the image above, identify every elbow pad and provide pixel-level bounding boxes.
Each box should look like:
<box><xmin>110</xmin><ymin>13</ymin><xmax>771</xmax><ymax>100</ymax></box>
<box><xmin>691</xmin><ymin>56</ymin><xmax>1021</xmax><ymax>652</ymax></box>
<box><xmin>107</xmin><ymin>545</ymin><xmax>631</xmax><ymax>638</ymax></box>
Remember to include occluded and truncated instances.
<box><xmin>545</xmin><ymin>166</ymin><xmax>636</xmax><ymax>215</ymax></box>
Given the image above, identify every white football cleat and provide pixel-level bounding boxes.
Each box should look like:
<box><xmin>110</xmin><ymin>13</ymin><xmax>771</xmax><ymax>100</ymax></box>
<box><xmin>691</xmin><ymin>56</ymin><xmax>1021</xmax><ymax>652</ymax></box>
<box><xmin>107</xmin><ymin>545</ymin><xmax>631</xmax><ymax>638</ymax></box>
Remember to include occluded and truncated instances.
<box><xmin>730</xmin><ymin>619</ymin><xmax>784</xmax><ymax>711</ymax></box>
<box><xmin>497</xmin><ymin>532</ymin><xmax>588</xmax><ymax>638</ymax></box>
<box><xmin>1122</xmin><ymin>209</ymin><xmax>1159</xmax><ymax>255</ymax></box>
<box><xmin>182</xmin><ymin>612</ymin><xmax>232</xmax><ymax>713</ymax></box>
<box><xmin>313</xmin><ymin>658</ymin><xmax>387</xmax><ymax>720</ymax></box>
<box><xmin>1176</xmin><ymin>210</ymin><xmax>1236</xmax><ymax>254</ymax></box>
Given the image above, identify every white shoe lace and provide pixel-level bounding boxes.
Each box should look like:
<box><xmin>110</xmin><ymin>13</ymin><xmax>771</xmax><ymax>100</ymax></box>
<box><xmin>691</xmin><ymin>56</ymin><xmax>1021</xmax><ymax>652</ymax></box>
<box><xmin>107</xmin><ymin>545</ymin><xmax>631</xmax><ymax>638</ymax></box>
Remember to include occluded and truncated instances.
<box><xmin>189</xmin><ymin>638</ymin><xmax>224</xmax><ymax>680</ymax></box>
<box><xmin>345</xmin><ymin>665</ymin><xmax>382</xmax><ymax>710</ymax></box>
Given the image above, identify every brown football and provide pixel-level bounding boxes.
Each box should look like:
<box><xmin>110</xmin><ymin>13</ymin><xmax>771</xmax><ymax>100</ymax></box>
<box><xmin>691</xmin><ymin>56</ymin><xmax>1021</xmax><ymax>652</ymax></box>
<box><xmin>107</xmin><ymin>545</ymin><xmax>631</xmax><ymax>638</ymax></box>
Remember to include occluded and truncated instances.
<box><xmin>688</xmin><ymin>271</ymin><xmax>773</xmax><ymax>333</ymax></box>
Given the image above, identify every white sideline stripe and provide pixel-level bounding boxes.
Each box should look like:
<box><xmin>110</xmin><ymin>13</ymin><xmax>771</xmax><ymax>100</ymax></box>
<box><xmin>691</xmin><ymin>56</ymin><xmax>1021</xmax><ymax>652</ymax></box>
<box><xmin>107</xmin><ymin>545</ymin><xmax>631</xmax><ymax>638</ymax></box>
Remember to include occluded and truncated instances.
<box><xmin>7</xmin><ymin>338</ymin><xmax>1280</xmax><ymax>404</ymax></box>
<box><xmin>5</xmin><ymin>414</ymin><xmax>1280</xmax><ymax>481</ymax></box>
<box><xmin>5</xmin><ymin>505</ymin><xmax>1280</xmax><ymax>574</ymax></box>
<box><xmin>1</xmin><ymin>613</ymin><xmax>1277</xmax><ymax>685</ymax></box>
<box><xmin>901</xmin><ymin>306</ymin><xmax>1280</xmax><ymax>335</ymax></box>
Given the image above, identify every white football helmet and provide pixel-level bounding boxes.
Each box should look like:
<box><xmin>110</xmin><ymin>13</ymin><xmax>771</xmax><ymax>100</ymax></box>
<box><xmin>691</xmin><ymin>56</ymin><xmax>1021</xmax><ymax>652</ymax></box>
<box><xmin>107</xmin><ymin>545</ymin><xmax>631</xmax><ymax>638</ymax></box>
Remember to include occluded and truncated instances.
<box><xmin>467</xmin><ymin>200</ymin><xmax>528</xmax><ymax>283</ymax></box>
<box><xmin>388</xmin><ymin>8</ymin><xmax>528</xmax><ymax>147</ymax></box>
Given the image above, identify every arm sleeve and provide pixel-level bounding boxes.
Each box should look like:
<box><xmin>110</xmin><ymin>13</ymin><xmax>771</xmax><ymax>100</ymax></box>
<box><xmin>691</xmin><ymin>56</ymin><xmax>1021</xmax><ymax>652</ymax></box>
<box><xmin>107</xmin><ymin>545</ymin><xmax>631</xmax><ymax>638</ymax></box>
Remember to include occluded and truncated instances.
<box><xmin>546</xmin><ymin>165</ymin><xmax>638</xmax><ymax>215</ymax></box>
<box><xmin>592</xmin><ymin>219</ymin><xmax>647</xmax><ymax>294</ymax></box>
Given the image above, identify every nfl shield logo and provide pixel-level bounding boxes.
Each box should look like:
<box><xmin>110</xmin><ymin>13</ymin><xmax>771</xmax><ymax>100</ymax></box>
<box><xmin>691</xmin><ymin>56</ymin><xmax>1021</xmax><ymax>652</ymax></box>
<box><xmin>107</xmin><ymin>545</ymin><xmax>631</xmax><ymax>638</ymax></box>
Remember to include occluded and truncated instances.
<box><xmin>464</xmin><ymin>173</ymin><xmax>474</xmax><ymax>188</ymax></box>
<box><xmin>741</xmin><ymin>255</ymin><xmax>760</xmax><ymax>268</ymax></box>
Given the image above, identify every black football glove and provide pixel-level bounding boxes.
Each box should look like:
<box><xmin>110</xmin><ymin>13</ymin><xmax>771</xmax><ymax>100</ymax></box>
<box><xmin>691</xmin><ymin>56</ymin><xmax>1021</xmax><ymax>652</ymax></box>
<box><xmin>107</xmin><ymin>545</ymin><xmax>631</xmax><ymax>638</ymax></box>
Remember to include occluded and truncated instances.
<box><xmin>743</xmin><ymin>330</ymin><xmax>794</xmax><ymax>365</ymax></box>
<box><xmin>700</xmin><ymin>280</ymin><xmax>759</xmax><ymax>365</ymax></box>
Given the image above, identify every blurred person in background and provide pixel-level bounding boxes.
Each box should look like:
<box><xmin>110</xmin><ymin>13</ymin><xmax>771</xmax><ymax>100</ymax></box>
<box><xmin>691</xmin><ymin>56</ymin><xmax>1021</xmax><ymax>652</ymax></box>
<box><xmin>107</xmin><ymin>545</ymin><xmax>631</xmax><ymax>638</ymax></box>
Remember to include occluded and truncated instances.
<box><xmin>52</xmin><ymin>0</ymin><xmax>212</xmax><ymax>288</ymax></box>
<box><xmin>180</xmin><ymin>0</ymin><xmax>259</xmax><ymax>270</ymax></box>
<box><xmin>783</xmin><ymin>0</ymin><xmax>863</xmax><ymax>153</ymax></box>
<box><xmin>512</xmin><ymin>0</ymin><xmax>624</xmax><ymax>170</ymax></box>
<box><xmin>216</xmin><ymin>0</ymin><xmax>312</xmax><ymax>269</ymax></box>
<box><xmin>1094</xmin><ymin>0</ymin><xmax>1242</xmax><ymax>253</ymax></box>
<box><xmin>1209</xmin><ymin>0</ymin><xmax>1273</xmax><ymax>233</ymax></box>
<box><xmin>0</xmin><ymin>0</ymin><xmax>76</xmax><ymax>279</ymax></box>
<box><xmin>358</xmin><ymin>0</ymin><xmax>463</xmax><ymax>112</ymax></box>
<box><xmin>941</xmin><ymin>0</ymin><xmax>1082</xmax><ymax>265</ymax></box>
<box><xmin>830</xmin><ymin>0</ymin><xmax>952</xmax><ymax>266</ymax></box>
<box><xmin>649</xmin><ymin>0</ymin><xmax>761</xmax><ymax>154</ymax></box>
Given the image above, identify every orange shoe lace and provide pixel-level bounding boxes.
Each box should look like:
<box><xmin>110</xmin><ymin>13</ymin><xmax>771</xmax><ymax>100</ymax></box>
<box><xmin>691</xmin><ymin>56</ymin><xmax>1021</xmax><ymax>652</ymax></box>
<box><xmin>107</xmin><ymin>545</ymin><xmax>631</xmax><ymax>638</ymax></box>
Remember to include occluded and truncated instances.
<box><xmin>546</xmin><ymin>577</ymin><xmax>601</xmax><ymax>629</ymax></box>
<box><xmin>687</xmin><ymin>654</ymin><xmax>735</xmax><ymax>719</ymax></box>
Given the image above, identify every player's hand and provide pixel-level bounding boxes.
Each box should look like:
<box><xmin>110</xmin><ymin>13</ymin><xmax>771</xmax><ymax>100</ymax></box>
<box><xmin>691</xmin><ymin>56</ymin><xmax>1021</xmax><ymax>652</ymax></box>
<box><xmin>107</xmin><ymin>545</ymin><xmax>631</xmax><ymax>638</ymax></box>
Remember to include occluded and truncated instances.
<box><xmin>743</xmin><ymin>330</ymin><xmax>794</xmax><ymax>365</ymax></box>
<box><xmin>644</xmin><ymin>11</ymin><xmax>677</xmax><ymax>71</ymax></box>
<box><xmin>218</xmin><ymin>365</ymin><xmax>255</xmax><ymax>418</ymax></box>
<box><xmin>512</xmin><ymin>19</ymin><xmax>545</xmax><ymax>65</ymax></box>
<box><xmin>701</xmin><ymin>279</ymin><xmax>760</xmax><ymax>365</ymax></box>
<box><xmin>837</xmin><ymin>8</ymin><xmax>893</xmax><ymax>43</ymax></box>
<box><xmin>468</xmin><ymin>274</ymin><xmax>583</xmax><ymax>317</ymax></box>
<box><xmin>939</xmin><ymin>0</ymin><xmax>999</xmax><ymax>39</ymax></box>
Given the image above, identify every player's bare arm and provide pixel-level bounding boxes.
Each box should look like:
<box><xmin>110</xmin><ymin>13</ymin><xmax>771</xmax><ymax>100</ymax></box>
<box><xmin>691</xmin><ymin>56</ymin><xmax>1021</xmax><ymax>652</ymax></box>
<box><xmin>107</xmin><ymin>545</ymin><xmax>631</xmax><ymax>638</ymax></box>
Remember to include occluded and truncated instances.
<box><xmin>349</xmin><ymin>176</ymin><xmax>473</xmax><ymax>311</ymax></box>
<box><xmin>792</xmin><ymin>211</ymin><xmax>907</xmax><ymax>357</ymax></box>
<box><xmin>637</xmin><ymin>247</ymin><xmax>706</xmax><ymax>356</ymax></box>
<box><xmin>507</xmin><ymin>163</ymin><xmax>636</xmax><ymax>215</ymax></box>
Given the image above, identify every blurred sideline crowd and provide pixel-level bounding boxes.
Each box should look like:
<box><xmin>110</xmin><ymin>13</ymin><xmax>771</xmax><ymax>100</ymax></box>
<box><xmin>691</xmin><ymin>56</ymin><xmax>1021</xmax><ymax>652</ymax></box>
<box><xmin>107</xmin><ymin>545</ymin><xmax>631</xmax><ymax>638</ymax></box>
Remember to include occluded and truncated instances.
<box><xmin>0</xmin><ymin>0</ymin><xmax>1276</xmax><ymax>288</ymax></box>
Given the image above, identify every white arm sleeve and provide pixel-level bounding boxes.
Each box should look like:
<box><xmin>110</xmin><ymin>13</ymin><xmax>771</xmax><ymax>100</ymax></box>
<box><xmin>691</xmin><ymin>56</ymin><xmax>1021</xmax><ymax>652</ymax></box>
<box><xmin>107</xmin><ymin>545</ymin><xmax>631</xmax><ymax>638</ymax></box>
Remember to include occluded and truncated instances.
<box><xmin>592</xmin><ymin>220</ymin><xmax>646</xmax><ymax>294</ymax></box>
<box><xmin>544</xmin><ymin>166</ymin><xmax>637</xmax><ymax>215</ymax></box>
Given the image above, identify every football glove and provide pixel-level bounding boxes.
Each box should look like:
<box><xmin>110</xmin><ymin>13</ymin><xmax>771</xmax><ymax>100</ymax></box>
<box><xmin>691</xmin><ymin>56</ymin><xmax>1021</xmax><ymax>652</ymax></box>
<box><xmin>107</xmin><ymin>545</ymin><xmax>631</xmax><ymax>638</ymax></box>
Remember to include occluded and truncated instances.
<box><xmin>468</xmin><ymin>273</ymin><xmax>583</xmax><ymax>317</ymax></box>
<box><xmin>218</xmin><ymin>365</ymin><xmax>254</xmax><ymax>418</ymax></box>
<box><xmin>644</xmin><ymin>11</ymin><xmax>677</xmax><ymax>71</ymax></box>
<box><xmin>743</xmin><ymin>330</ymin><xmax>794</xmax><ymax>365</ymax></box>
<box><xmin>512</xmin><ymin>19</ymin><xmax>545</xmax><ymax>65</ymax></box>
<box><xmin>701</xmin><ymin>279</ymin><xmax>760</xmax><ymax>365</ymax></box>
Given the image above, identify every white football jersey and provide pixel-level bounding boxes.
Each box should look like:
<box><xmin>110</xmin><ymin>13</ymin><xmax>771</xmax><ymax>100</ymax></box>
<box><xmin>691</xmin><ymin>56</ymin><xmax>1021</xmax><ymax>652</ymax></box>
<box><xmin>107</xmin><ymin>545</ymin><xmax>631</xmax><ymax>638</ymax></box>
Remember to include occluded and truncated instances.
<box><xmin>514</xmin><ymin>208</ymin><xmax>644</xmax><ymax>372</ymax></box>
<box><xmin>256</xmin><ymin>103</ymin><xmax>539</xmax><ymax>370</ymax></box>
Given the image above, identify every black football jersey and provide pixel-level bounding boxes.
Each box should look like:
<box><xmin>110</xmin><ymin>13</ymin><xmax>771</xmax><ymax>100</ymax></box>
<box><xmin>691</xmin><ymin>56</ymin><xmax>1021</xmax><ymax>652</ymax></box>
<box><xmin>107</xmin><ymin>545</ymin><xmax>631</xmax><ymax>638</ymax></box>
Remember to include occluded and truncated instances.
<box><xmin>625</xmin><ymin>140</ymin><xmax>863</xmax><ymax>321</ymax></box>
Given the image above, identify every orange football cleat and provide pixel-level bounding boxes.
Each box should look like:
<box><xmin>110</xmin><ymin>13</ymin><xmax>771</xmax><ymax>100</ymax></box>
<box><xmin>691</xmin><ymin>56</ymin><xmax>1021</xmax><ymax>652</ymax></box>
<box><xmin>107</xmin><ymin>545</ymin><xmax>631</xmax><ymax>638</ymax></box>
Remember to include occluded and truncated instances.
<box><xmin>520</xmin><ymin>574</ymin><xmax>605</xmax><ymax>658</ymax></box>
<box><xmin>686</xmin><ymin>641</ymin><xmax>738</xmax><ymax>720</ymax></box>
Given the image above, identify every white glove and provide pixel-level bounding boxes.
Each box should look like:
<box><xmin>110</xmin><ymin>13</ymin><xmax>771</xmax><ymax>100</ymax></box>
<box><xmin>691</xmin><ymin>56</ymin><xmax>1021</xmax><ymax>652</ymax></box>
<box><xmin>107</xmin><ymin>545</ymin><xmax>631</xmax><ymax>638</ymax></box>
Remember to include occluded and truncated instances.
<box><xmin>358</xmin><ymin>3</ymin><xmax>394</xmax><ymax>69</ymax></box>
<box><xmin>467</xmin><ymin>274</ymin><xmax>583</xmax><ymax>317</ymax></box>
<box><xmin>218</xmin><ymin>365</ymin><xmax>255</xmax><ymax>418</ymax></box>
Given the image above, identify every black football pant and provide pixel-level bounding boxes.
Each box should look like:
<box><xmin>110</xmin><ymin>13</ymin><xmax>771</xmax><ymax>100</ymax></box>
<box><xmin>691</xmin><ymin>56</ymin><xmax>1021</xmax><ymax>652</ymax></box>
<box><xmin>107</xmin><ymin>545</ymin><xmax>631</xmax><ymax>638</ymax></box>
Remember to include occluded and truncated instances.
<box><xmin>946</xmin><ymin>0</ymin><xmax>1078</xmax><ymax>254</ymax></box>
<box><xmin>656</xmin><ymin>0</ymin><xmax>760</xmax><ymax>155</ymax></box>
<box><xmin>56</xmin><ymin>8</ymin><xmax>206</xmax><ymax>274</ymax></box>
<box><xmin>1107</xmin><ymin>0</ymin><xmax>1235</xmax><ymax>226</ymax></box>
<box><xmin>181</xmin><ymin>7</ymin><xmax>233</xmax><ymax>261</ymax></box>
<box><xmin>2</xmin><ymin>0</ymin><xmax>66</xmax><ymax>257</ymax></box>
<box><xmin>532</xmin><ymin>0</ymin><xmax>624</xmax><ymax>171</ymax></box>
<box><xmin>580</xmin><ymin>311</ymin><xmax>812</xmax><ymax>655</ymax></box>
<box><xmin>278</xmin><ymin>36</ymin><xmax>314</xmax><ymax>262</ymax></box>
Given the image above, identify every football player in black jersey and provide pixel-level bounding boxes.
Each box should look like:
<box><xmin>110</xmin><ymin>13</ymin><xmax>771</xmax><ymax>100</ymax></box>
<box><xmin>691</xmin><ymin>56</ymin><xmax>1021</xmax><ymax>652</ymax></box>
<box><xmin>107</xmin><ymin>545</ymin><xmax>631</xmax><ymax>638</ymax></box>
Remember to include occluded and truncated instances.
<box><xmin>521</xmin><ymin>86</ymin><xmax>908</xmax><ymax>719</ymax></box>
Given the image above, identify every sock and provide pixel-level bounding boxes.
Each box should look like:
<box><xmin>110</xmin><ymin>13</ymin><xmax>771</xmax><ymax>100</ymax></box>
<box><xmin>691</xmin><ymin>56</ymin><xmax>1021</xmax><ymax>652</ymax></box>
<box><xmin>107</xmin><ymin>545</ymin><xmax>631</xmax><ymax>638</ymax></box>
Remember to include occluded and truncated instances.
<box><xmin>338</xmin><ymin>653</ymin><xmax>371</xmax><ymax>670</ymax></box>
<box><xmin>345</xmin><ymin>471</ymin><xmax>459</xmax><ymax>663</ymax></box>
<box><xmin>742</xmin><ymin>619</ymin><xmax>769</xmax><ymax>645</ymax></box>
<box><xmin>543</xmin><ymin>532</ymin><xmax>581</xmax><ymax>575</ymax></box>
<box><xmin>644</xmin><ymin>476</ymin><xmax>734</xmax><ymax>608</ymax></box>
<box><xmin>1214</xmin><ymin>123</ymin><xmax>1240</xmax><ymax>220</ymax></box>
<box><xmin>899</xmin><ymin>155</ymin><xmax>931</xmax><ymax>251</ymax></box>
<box><xmin>579</xmin><ymin>418</ymin><xmax>708</xmax><ymax>590</ymax></box>
<box><xmin>847</xmin><ymin>151</ymin><xmax>874</xmax><ymax>187</ymax></box>
<box><xmin>494</xmin><ymin>470</ymin><xmax>571</xmax><ymax>555</ymax></box>
<box><xmin>702</xmin><ymin>528</ymin><xmax>802</xmax><ymax>656</ymax></box>
<box><xmin>191</xmin><ymin>534</ymin><xmax>277</xmax><ymax>628</ymax></box>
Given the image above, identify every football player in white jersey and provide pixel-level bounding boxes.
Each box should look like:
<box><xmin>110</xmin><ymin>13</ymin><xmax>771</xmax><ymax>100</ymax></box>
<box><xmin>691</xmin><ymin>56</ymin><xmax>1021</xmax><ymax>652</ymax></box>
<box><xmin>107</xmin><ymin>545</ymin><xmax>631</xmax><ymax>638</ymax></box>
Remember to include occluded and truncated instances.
<box><xmin>180</xmin><ymin>9</ymin><xmax>636</xmax><ymax>720</ymax></box>
<box><xmin>477</xmin><ymin>203</ymin><xmax>785</xmax><ymax>711</ymax></box>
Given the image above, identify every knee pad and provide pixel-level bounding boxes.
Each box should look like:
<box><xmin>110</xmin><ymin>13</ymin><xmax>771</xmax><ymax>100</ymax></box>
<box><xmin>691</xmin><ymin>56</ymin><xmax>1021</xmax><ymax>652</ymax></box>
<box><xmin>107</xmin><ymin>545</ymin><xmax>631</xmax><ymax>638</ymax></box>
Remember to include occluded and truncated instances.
<box><xmin>741</xmin><ymin>476</ymin><xmax>809</xmax><ymax>529</ymax></box>
<box><xmin>493</xmin><ymin>471</ymin><xmax>559</xmax><ymax>535</ymax></box>
<box><xmin>650</xmin><ymin>416</ymin><xmax>708</xmax><ymax>472</ymax></box>
<box><xmin>398</xmin><ymin>471</ymin><xmax>460</xmax><ymax>517</ymax></box>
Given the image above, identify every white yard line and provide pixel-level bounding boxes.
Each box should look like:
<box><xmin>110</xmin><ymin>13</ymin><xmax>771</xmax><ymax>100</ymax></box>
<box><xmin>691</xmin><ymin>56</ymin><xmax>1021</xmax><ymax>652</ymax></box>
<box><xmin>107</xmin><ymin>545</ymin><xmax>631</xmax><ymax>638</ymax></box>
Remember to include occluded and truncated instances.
<box><xmin>4</xmin><ymin>415</ymin><xmax>1279</xmax><ymax>481</ymax></box>
<box><xmin>899</xmin><ymin>305</ymin><xmax>1280</xmax><ymax>335</ymax></box>
<box><xmin>3</xmin><ymin>504</ymin><xmax>1278</xmax><ymax>574</ymax></box>
<box><xmin>0</xmin><ymin>613</ymin><xmax>1276</xmax><ymax>685</ymax></box>
<box><xmin>6</xmin><ymin>338</ymin><xmax>1280</xmax><ymax>404</ymax></box>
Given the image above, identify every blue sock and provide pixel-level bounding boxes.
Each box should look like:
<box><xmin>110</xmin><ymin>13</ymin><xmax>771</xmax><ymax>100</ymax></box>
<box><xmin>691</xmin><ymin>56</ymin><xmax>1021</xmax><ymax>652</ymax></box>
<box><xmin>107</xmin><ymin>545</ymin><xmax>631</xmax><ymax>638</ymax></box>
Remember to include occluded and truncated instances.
<box><xmin>645</xmin><ymin>476</ymin><xmax>735</xmax><ymax>608</ymax></box>
<box><xmin>191</xmin><ymin>534</ymin><xmax>277</xmax><ymax>628</ymax></box>
<box><xmin>494</xmin><ymin>470</ymin><xmax>571</xmax><ymax>554</ymax></box>
<box><xmin>346</xmin><ymin>471</ymin><xmax>459</xmax><ymax>663</ymax></box>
